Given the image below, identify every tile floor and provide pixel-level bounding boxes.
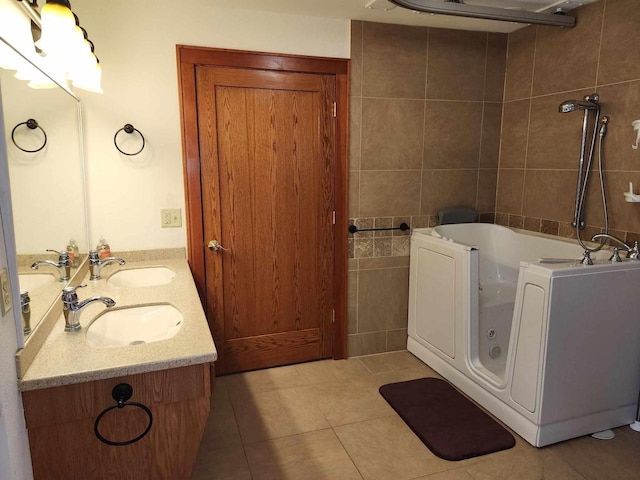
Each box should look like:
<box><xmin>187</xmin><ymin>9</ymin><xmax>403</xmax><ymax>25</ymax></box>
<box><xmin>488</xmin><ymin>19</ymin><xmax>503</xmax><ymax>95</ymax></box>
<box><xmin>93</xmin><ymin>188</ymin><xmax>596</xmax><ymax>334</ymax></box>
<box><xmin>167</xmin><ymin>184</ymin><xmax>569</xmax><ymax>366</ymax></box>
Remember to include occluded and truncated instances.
<box><xmin>191</xmin><ymin>351</ymin><xmax>640</xmax><ymax>480</ymax></box>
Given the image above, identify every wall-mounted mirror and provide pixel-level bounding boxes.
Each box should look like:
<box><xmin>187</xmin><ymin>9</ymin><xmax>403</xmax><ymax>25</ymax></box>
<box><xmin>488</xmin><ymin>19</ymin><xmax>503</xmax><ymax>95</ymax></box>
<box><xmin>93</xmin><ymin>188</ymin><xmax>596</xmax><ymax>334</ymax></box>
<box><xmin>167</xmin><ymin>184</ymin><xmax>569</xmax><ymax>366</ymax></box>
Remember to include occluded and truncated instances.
<box><xmin>0</xmin><ymin>37</ymin><xmax>88</xmax><ymax>342</ymax></box>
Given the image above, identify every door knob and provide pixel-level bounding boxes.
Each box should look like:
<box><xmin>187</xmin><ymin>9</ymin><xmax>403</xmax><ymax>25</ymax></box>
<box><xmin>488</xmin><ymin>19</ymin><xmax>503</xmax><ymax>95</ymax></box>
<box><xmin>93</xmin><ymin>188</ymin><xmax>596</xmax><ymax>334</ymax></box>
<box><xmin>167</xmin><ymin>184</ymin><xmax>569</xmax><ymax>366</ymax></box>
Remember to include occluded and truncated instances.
<box><xmin>207</xmin><ymin>240</ymin><xmax>228</xmax><ymax>252</ymax></box>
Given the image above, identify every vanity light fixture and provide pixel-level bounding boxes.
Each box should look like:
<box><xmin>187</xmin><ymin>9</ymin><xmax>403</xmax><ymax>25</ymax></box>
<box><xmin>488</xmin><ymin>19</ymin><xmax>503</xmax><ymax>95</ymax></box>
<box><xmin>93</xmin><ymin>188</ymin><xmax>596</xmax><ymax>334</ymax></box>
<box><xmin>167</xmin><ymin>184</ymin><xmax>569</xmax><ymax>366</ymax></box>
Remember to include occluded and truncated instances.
<box><xmin>0</xmin><ymin>0</ymin><xmax>103</xmax><ymax>93</ymax></box>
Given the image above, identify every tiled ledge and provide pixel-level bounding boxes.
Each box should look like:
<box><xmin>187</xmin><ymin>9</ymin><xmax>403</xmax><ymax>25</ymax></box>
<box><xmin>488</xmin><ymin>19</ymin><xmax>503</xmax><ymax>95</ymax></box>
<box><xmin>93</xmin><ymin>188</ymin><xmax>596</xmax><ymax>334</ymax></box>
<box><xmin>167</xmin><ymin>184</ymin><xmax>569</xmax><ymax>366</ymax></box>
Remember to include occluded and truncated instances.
<box><xmin>494</xmin><ymin>212</ymin><xmax>640</xmax><ymax>244</ymax></box>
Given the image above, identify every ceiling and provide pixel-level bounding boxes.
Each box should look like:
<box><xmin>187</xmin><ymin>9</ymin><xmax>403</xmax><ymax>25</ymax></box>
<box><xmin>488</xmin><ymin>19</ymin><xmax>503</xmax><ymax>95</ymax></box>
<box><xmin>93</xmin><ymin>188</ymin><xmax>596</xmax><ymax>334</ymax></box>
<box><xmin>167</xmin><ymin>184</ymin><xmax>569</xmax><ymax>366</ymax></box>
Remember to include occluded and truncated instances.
<box><xmin>212</xmin><ymin>0</ymin><xmax>599</xmax><ymax>33</ymax></box>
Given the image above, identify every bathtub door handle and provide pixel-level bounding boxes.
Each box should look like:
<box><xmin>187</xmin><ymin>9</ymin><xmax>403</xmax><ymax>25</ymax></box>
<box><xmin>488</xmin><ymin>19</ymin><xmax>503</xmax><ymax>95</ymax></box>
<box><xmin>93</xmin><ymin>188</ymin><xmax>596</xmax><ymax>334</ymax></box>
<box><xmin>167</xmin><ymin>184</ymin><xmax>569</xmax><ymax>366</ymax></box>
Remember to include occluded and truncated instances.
<box><xmin>207</xmin><ymin>240</ymin><xmax>228</xmax><ymax>252</ymax></box>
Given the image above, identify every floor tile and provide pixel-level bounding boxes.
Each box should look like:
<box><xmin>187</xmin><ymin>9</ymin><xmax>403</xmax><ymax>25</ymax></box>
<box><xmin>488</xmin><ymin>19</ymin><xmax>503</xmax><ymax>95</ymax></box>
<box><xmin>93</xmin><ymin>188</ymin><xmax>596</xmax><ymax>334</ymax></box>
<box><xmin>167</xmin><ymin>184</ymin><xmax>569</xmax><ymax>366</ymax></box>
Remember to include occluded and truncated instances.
<box><xmin>371</xmin><ymin>364</ymin><xmax>441</xmax><ymax>387</ymax></box>
<box><xmin>245</xmin><ymin>429</ymin><xmax>363</xmax><ymax>480</ymax></box>
<box><xmin>358</xmin><ymin>351</ymin><xmax>425</xmax><ymax>374</ymax></box>
<box><xmin>225</xmin><ymin>363</ymin><xmax>307</xmax><ymax>398</ymax></box>
<box><xmin>198</xmin><ymin>391</ymin><xmax>242</xmax><ymax>451</ymax></box>
<box><xmin>190</xmin><ymin>444</ymin><xmax>251</xmax><ymax>480</ymax></box>
<box><xmin>547</xmin><ymin>427</ymin><xmax>640</xmax><ymax>480</ymax></box>
<box><xmin>334</xmin><ymin>415</ymin><xmax>482</xmax><ymax>480</ymax></box>
<box><xmin>294</xmin><ymin>358</ymin><xmax>372</xmax><ymax>385</ymax></box>
<box><xmin>232</xmin><ymin>386</ymin><xmax>330</xmax><ymax>444</ymax></box>
<box><xmin>300</xmin><ymin>376</ymin><xmax>396</xmax><ymax>427</ymax></box>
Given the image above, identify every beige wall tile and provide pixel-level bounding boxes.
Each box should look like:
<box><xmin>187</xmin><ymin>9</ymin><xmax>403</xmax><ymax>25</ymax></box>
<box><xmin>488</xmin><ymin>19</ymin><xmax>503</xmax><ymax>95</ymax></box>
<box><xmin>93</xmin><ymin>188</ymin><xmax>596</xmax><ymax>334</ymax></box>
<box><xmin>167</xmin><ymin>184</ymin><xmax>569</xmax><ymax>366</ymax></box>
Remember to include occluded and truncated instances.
<box><xmin>348</xmin><ymin>271</ymin><xmax>358</xmax><ymax>335</ymax></box>
<box><xmin>480</xmin><ymin>103</ymin><xmax>503</xmax><ymax>168</ymax></box>
<box><xmin>354</xmin><ymin>238</ymin><xmax>374</xmax><ymax>258</ymax></box>
<box><xmin>586</xmin><ymin>171</ymin><xmax>640</xmax><ymax>233</ymax></box>
<box><xmin>499</xmin><ymin>100</ymin><xmax>529</xmax><ymax>169</ymax></box>
<box><xmin>374</xmin><ymin>238</ymin><xmax>392</xmax><ymax>257</ymax></box>
<box><xmin>361</xmin><ymin>98</ymin><xmax>424</xmax><ymax>170</ymax></box>
<box><xmin>532</xmin><ymin>1</ymin><xmax>603</xmax><ymax>96</ymax></box>
<box><xmin>598</xmin><ymin>0</ymin><xmax>640</xmax><ymax>85</ymax></box>
<box><xmin>523</xmin><ymin>216</ymin><xmax>541</xmax><ymax>232</ymax></box>
<box><xmin>362</xmin><ymin>22</ymin><xmax>428</xmax><ymax>99</ymax></box>
<box><xmin>522</xmin><ymin>170</ymin><xmax>576</xmax><ymax>222</ymax></box>
<box><xmin>350</xmin><ymin>20</ymin><xmax>363</xmax><ymax>97</ymax></box>
<box><xmin>427</xmin><ymin>28</ymin><xmax>487</xmax><ymax>101</ymax></box>
<box><xmin>598</xmin><ymin>80</ymin><xmax>640</xmax><ymax>171</ymax></box>
<box><xmin>484</xmin><ymin>33</ymin><xmax>508</xmax><ymax>102</ymax></box>
<box><xmin>392</xmin><ymin>237</ymin><xmax>411</xmax><ymax>257</ymax></box>
<box><xmin>359</xmin><ymin>256</ymin><xmax>410</xmax><ymax>270</ymax></box>
<box><xmin>477</xmin><ymin>169</ymin><xmax>498</xmax><ymax>213</ymax></box>
<box><xmin>495</xmin><ymin>169</ymin><xmax>524</xmax><ymax>215</ymax></box>
<box><xmin>386</xmin><ymin>329</ymin><xmax>408</xmax><ymax>352</ymax></box>
<box><xmin>358</xmin><ymin>267</ymin><xmax>409</xmax><ymax>332</ymax></box>
<box><xmin>349</xmin><ymin>97</ymin><xmax>362</xmax><ymax>171</ymax></box>
<box><xmin>349</xmin><ymin>172</ymin><xmax>359</xmax><ymax>218</ymax></box>
<box><xmin>504</xmin><ymin>26</ymin><xmax>536</xmax><ymax>101</ymax></box>
<box><xmin>421</xmin><ymin>170</ymin><xmax>479</xmax><ymax>216</ymax></box>
<box><xmin>348</xmin><ymin>332</ymin><xmax>387</xmax><ymax>357</ymax></box>
<box><xmin>423</xmin><ymin>101</ymin><xmax>483</xmax><ymax>169</ymax></box>
<box><xmin>360</xmin><ymin>171</ymin><xmax>422</xmax><ymax>217</ymax></box>
<box><xmin>526</xmin><ymin>89</ymin><xmax>592</xmax><ymax>169</ymax></box>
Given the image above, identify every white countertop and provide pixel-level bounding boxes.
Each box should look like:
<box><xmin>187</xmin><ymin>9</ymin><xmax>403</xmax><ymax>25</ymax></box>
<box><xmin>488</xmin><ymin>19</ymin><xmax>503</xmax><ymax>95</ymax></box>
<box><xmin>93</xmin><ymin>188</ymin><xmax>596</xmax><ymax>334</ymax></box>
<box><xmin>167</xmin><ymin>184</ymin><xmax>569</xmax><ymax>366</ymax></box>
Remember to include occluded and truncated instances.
<box><xmin>19</xmin><ymin>258</ymin><xmax>217</xmax><ymax>391</ymax></box>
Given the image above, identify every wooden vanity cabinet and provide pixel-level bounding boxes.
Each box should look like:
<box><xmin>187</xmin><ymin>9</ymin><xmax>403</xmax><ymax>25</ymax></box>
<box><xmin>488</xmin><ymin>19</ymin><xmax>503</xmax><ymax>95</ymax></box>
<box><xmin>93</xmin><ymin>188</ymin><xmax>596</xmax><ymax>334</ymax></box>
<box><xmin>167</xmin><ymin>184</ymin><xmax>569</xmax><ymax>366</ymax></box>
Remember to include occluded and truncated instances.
<box><xmin>22</xmin><ymin>363</ymin><xmax>213</xmax><ymax>480</ymax></box>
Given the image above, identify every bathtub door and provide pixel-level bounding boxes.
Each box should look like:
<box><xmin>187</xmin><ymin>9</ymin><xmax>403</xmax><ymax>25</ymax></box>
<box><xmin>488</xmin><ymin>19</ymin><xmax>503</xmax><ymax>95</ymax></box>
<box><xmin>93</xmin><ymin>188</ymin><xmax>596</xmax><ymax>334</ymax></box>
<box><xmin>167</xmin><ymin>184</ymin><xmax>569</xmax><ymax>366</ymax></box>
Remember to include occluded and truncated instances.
<box><xmin>194</xmin><ymin>63</ymin><xmax>337</xmax><ymax>374</ymax></box>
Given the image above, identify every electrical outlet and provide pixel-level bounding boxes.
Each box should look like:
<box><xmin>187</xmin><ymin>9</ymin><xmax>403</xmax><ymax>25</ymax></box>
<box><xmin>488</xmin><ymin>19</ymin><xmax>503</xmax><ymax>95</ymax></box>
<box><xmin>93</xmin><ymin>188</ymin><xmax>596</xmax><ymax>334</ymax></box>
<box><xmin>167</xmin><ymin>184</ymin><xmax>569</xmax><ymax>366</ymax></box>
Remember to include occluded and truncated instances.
<box><xmin>161</xmin><ymin>208</ymin><xmax>182</xmax><ymax>228</ymax></box>
<box><xmin>0</xmin><ymin>268</ymin><xmax>12</xmax><ymax>316</ymax></box>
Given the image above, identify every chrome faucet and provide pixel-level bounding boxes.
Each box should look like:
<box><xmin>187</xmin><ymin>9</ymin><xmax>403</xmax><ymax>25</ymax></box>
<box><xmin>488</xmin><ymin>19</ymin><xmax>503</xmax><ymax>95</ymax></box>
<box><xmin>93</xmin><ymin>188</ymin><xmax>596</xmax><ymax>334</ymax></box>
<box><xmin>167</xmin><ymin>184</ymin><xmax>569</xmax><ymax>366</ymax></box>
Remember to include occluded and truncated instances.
<box><xmin>61</xmin><ymin>285</ymin><xmax>115</xmax><ymax>332</ymax></box>
<box><xmin>89</xmin><ymin>250</ymin><xmax>126</xmax><ymax>280</ymax></box>
<box><xmin>591</xmin><ymin>233</ymin><xmax>640</xmax><ymax>262</ymax></box>
<box><xmin>20</xmin><ymin>291</ymin><xmax>31</xmax><ymax>335</ymax></box>
<box><xmin>31</xmin><ymin>249</ymin><xmax>72</xmax><ymax>281</ymax></box>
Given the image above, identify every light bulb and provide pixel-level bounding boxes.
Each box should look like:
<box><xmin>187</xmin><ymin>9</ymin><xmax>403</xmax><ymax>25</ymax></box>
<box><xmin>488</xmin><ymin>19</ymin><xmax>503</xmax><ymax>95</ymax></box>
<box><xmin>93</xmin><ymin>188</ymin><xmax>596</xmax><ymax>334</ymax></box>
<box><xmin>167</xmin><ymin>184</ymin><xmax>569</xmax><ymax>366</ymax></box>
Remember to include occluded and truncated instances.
<box><xmin>71</xmin><ymin>57</ymin><xmax>103</xmax><ymax>93</ymax></box>
<box><xmin>35</xmin><ymin>0</ymin><xmax>75</xmax><ymax>59</ymax></box>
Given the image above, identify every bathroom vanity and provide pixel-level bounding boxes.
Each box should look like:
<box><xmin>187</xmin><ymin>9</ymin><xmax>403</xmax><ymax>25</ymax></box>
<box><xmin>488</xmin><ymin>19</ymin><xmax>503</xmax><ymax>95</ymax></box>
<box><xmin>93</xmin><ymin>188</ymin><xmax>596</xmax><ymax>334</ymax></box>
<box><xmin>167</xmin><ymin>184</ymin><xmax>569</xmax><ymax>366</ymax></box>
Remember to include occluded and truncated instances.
<box><xmin>17</xmin><ymin>256</ymin><xmax>217</xmax><ymax>480</ymax></box>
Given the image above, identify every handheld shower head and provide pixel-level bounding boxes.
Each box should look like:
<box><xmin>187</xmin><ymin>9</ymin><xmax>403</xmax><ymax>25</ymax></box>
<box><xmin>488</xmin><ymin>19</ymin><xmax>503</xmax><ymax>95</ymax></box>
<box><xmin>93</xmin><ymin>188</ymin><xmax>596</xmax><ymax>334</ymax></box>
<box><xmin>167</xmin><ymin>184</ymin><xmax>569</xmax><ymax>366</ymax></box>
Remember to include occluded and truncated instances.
<box><xmin>559</xmin><ymin>100</ymin><xmax>599</xmax><ymax>113</ymax></box>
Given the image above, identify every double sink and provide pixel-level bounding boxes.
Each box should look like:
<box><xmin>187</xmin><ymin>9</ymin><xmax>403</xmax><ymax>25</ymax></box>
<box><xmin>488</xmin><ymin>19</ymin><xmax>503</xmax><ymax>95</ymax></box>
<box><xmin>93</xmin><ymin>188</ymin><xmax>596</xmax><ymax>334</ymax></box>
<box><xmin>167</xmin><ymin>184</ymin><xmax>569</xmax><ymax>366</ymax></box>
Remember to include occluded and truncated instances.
<box><xmin>21</xmin><ymin>266</ymin><xmax>184</xmax><ymax>349</ymax></box>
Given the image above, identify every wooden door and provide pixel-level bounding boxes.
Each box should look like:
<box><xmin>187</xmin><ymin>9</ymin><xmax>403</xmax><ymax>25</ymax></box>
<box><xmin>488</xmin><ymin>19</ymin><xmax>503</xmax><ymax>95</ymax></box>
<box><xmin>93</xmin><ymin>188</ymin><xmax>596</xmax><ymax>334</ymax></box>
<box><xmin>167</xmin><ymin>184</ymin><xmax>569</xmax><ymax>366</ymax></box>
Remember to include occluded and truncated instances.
<box><xmin>196</xmin><ymin>66</ymin><xmax>335</xmax><ymax>374</ymax></box>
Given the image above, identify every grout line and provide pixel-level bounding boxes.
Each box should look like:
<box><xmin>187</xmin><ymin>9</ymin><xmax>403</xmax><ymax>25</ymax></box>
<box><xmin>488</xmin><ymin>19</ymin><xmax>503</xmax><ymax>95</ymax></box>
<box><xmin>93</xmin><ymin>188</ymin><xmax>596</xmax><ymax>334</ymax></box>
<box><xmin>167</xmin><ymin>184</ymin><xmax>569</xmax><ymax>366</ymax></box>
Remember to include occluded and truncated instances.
<box><xmin>476</xmin><ymin>33</ymin><xmax>490</xmax><ymax>212</ymax></box>
<box><xmin>331</xmin><ymin>426</ymin><xmax>366</xmax><ymax>480</ymax></box>
<box><xmin>419</xmin><ymin>28</ymin><xmax>429</xmax><ymax>217</ymax></box>
<box><xmin>224</xmin><ymin>386</ymin><xmax>255</xmax><ymax>479</ymax></box>
<box><xmin>361</xmin><ymin>95</ymin><xmax>486</xmax><ymax>103</ymax></box>
<box><xmin>519</xmin><ymin>26</ymin><xmax>538</xmax><ymax>217</ymax></box>
<box><xmin>594</xmin><ymin>0</ymin><xmax>607</xmax><ymax>88</ymax></box>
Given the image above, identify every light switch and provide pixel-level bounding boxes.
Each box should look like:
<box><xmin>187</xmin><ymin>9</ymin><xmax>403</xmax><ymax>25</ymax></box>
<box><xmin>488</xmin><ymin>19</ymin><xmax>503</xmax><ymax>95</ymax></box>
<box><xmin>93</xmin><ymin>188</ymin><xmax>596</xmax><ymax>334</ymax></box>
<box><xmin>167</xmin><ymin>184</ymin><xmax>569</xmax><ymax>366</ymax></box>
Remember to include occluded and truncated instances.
<box><xmin>161</xmin><ymin>209</ymin><xmax>182</xmax><ymax>228</ymax></box>
<box><xmin>0</xmin><ymin>268</ymin><xmax>12</xmax><ymax>316</ymax></box>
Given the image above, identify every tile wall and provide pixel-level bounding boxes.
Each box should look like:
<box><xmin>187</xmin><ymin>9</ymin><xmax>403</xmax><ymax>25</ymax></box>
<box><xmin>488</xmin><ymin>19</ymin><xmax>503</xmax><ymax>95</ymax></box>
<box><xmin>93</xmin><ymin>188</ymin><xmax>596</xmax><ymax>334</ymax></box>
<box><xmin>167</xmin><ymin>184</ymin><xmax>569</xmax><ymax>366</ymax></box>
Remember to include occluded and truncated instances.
<box><xmin>496</xmin><ymin>0</ymin><xmax>640</xmax><ymax>244</ymax></box>
<box><xmin>348</xmin><ymin>21</ymin><xmax>507</xmax><ymax>356</ymax></box>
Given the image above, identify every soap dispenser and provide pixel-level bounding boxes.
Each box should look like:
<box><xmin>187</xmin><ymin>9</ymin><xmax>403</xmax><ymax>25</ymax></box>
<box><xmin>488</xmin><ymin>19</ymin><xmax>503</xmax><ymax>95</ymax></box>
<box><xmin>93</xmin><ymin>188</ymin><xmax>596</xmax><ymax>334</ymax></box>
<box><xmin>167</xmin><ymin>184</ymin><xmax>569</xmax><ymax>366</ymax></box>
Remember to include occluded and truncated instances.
<box><xmin>633</xmin><ymin>119</ymin><xmax>640</xmax><ymax>150</ymax></box>
<box><xmin>96</xmin><ymin>238</ymin><xmax>111</xmax><ymax>260</ymax></box>
<box><xmin>67</xmin><ymin>238</ymin><xmax>79</xmax><ymax>267</ymax></box>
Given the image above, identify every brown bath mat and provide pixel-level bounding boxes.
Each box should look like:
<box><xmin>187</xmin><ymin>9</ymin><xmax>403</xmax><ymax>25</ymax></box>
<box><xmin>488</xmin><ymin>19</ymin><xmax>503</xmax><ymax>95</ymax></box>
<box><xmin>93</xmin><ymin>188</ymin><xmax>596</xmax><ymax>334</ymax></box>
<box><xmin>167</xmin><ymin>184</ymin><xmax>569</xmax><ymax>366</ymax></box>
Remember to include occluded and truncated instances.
<box><xmin>379</xmin><ymin>377</ymin><xmax>515</xmax><ymax>461</ymax></box>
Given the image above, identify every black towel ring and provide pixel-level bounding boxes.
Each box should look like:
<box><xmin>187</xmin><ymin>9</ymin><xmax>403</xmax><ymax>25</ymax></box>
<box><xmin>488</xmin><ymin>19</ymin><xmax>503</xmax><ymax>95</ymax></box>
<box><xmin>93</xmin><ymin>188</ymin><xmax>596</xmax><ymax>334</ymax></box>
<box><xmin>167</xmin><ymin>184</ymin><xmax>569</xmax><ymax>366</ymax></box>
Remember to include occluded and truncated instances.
<box><xmin>94</xmin><ymin>383</ymin><xmax>153</xmax><ymax>446</ymax></box>
<box><xmin>11</xmin><ymin>119</ymin><xmax>47</xmax><ymax>153</ymax></box>
<box><xmin>114</xmin><ymin>123</ymin><xmax>145</xmax><ymax>156</ymax></box>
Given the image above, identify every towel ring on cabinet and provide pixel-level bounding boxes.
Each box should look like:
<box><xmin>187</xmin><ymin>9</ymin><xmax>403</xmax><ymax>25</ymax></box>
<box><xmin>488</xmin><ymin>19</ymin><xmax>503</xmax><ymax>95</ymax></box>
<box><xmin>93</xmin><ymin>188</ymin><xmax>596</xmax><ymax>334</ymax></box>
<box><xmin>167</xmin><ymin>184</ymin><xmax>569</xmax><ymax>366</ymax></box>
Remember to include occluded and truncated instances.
<box><xmin>11</xmin><ymin>119</ymin><xmax>47</xmax><ymax>153</ymax></box>
<box><xmin>114</xmin><ymin>123</ymin><xmax>145</xmax><ymax>156</ymax></box>
<box><xmin>94</xmin><ymin>383</ymin><xmax>153</xmax><ymax>446</ymax></box>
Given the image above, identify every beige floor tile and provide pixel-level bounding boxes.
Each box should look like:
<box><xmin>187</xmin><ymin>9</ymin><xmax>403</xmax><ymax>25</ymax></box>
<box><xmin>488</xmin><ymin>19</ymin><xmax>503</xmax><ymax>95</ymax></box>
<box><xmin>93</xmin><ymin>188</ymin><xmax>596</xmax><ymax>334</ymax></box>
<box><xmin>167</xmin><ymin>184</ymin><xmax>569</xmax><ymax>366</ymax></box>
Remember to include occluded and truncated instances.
<box><xmin>232</xmin><ymin>386</ymin><xmax>330</xmax><ymax>444</ymax></box>
<box><xmin>245</xmin><ymin>428</ymin><xmax>363</xmax><ymax>480</ymax></box>
<box><xmin>461</xmin><ymin>449</ymin><xmax>585</xmax><ymax>480</ymax></box>
<box><xmin>190</xmin><ymin>444</ymin><xmax>251</xmax><ymax>480</ymax></box>
<box><xmin>415</xmin><ymin>469</ymin><xmax>476</xmax><ymax>479</ymax></box>
<box><xmin>225</xmin><ymin>363</ymin><xmax>307</xmax><ymax>398</ymax></box>
<box><xmin>334</xmin><ymin>415</ymin><xmax>483</xmax><ymax>480</ymax></box>
<box><xmin>198</xmin><ymin>392</ymin><xmax>242</xmax><ymax>451</ymax></box>
<box><xmin>371</xmin><ymin>364</ymin><xmax>441</xmax><ymax>387</ymax></box>
<box><xmin>358</xmin><ymin>351</ymin><xmax>425</xmax><ymax>374</ymax></box>
<box><xmin>547</xmin><ymin>428</ymin><xmax>640</xmax><ymax>480</ymax></box>
<box><xmin>300</xmin><ymin>376</ymin><xmax>396</xmax><ymax>427</ymax></box>
<box><xmin>294</xmin><ymin>358</ymin><xmax>372</xmax><ymax>385</ymax></box>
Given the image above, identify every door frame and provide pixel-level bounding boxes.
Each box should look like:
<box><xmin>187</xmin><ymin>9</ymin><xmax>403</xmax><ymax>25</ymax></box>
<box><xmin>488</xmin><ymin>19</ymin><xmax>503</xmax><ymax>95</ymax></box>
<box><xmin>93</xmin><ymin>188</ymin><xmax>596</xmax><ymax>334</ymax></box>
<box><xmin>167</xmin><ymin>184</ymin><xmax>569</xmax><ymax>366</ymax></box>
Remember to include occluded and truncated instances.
<box><xmin>176</xmin><ymin>46</ymin><xmax>349</xmax><ymax>360</ymax></box>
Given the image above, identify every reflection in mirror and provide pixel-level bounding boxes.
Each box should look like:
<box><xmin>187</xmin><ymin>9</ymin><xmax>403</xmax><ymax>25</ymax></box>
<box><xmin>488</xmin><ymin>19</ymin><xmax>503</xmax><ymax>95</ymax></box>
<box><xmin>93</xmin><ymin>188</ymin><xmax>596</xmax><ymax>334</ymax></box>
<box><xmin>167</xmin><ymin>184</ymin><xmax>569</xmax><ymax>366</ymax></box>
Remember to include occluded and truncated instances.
<box><xmin>0</xmin><ymin>39</ymin><xmax>88</xmax><ymax>342</ymax></box>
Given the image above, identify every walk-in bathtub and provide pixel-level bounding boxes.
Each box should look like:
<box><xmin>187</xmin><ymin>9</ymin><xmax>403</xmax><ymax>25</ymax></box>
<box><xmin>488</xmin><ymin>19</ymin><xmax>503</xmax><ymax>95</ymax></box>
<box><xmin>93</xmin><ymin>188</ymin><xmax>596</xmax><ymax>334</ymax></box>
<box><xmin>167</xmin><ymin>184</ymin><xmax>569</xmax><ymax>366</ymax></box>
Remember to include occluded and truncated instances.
<box><xmin>408</xmin><ymin>223</ymin><xmax>640</xmax><ymax>447</ymax></box>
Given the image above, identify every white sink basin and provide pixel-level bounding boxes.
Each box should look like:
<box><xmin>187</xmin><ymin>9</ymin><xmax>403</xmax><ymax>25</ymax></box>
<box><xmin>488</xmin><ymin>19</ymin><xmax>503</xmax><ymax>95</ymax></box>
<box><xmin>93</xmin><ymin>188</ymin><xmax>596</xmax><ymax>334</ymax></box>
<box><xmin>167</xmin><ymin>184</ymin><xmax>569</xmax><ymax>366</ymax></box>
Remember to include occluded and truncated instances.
<box><xmin>19</xmin><ymin>273</ymin><xmax>57</xmax><ymax>292</ymax></box>
<box><xmin>107</xmin><ymin>267</ymin><xmax>175</xmax><ymax>288</ymax></box>
<box><xmin>86</xmin><ymin>304</ymin><xmax>183</xmax><ymax>348</ymax></box>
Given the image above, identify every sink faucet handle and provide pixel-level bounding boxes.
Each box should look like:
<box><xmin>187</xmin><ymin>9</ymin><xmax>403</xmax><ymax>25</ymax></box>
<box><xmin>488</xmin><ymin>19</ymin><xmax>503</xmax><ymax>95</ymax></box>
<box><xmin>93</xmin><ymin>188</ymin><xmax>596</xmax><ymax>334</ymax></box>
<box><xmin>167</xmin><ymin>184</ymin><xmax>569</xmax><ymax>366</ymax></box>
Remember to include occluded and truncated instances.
<box><xmin>47</xmin><ymin>249</ymin><xmax>71</xmax><ymax>265</ymax></box>
<box><xmin>62</xmin><ymin>284</ymin><xmax>87</xmax><ymax>298</ymax></box>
